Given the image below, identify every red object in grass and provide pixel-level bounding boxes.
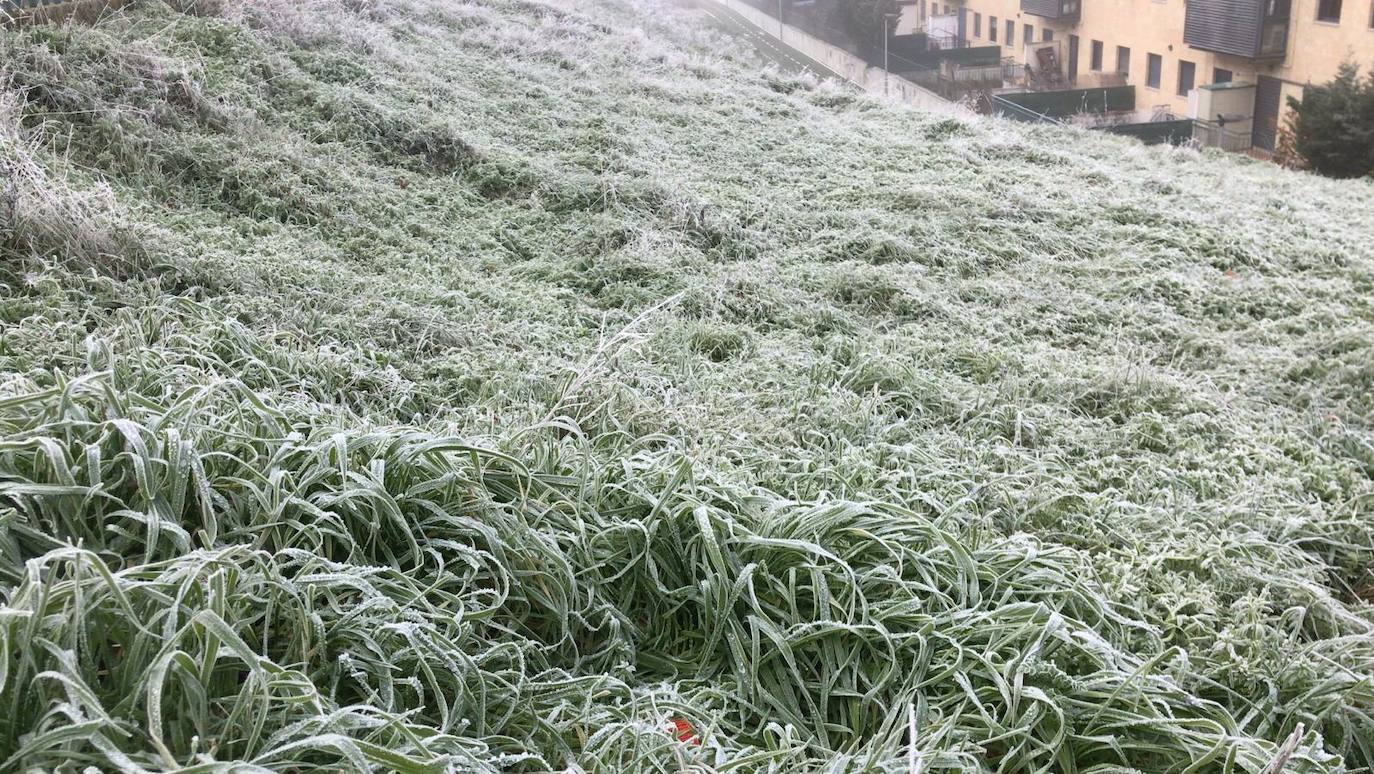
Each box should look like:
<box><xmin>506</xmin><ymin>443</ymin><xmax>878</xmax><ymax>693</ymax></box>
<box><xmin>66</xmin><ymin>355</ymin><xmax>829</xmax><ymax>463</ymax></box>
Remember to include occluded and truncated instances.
<box><xmin>671</xmin><ymin>717</ymin><xmax>697</xmax><ymax>743</ymax></box>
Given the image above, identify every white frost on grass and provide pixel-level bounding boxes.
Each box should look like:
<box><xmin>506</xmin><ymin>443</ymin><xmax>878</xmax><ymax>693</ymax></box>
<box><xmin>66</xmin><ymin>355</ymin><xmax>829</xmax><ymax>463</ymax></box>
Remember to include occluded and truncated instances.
<box><xmin>0</xmin><ymin>0</ymin><xmax>1371</xmax><ymax>771</ymax></box>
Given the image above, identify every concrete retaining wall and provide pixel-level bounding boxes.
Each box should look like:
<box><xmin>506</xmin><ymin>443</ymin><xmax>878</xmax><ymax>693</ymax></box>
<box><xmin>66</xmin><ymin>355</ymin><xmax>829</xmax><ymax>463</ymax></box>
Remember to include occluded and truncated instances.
<box><xmin>711</xmin><ymin>0</ymin><xmax>968</xmax><ymax>115</ymax></box>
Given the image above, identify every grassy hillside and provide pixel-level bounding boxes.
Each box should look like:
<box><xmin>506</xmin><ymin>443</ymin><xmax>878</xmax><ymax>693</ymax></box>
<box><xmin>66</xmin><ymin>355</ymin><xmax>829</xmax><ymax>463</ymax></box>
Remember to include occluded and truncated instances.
<box><xmin>2</xmin><ymin>0</ymin><xmax>1373</xmax><ymax>770</ymax></box>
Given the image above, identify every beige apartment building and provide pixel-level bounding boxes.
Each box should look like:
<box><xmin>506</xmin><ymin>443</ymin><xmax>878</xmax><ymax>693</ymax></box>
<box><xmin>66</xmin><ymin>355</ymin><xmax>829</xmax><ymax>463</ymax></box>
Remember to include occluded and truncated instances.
<box><xmin>923</xmin><ymin>0</ymin><xmax>1374</xmax><ymax>151</ymax></box>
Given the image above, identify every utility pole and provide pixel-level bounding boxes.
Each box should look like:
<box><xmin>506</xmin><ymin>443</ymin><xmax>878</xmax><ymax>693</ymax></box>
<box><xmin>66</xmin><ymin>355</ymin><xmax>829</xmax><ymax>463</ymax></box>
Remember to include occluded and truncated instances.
<box><xmin>777</xmin><ymin>0</ymin><xmax>783</xmax><ymax>37</ymax></box>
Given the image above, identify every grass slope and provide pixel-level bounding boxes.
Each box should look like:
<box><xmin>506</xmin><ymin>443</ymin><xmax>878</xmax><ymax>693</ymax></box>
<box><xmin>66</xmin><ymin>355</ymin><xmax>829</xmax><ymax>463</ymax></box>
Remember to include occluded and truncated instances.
<box><xmin>1</xmin><ymin>0</ymin><xmax>1373</xmax><ymax>770</ymax></box>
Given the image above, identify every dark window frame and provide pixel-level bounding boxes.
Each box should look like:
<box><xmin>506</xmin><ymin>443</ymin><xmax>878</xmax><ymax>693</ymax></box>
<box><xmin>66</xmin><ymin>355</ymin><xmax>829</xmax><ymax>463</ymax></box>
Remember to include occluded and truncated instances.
<box><xmin>1006</xmin><ymin>19</ymin><xmax>1014</xmax><ymax>47</ymax></box>
<box><xmin>990</xmin><ymin>15</ymin><xmax>998</xmax><ymax>41</ymax></box>
<box><xmin>1146</xmin><ymin>53</ymin><xmax>1162</xmax><ymax>89</ymax></box>
<box><xmin>1067</xmin><ymin>34</ymin><xmax>1079</xmax><ymax>82</ymax></box>
<box><xmin>1260</xmin><ymin>0</ymin><xmax>1291</xmax><ymax>55</ymax></box>
<box><xmin>1116</xmin><ymin>45</ymin><xmax>1130</xmax><ymax>75</ymax></box>
<box><xmin>974</xmin><ymin>12</ymin><xmax>981</xmax><ymax>36</ymax></box>
<box><xmin>1316</xmin><ymin>0</ymin><xmax>1342</xmax><ymax>22</ymax></box>
<box><xmin>1090</xmin><ymin>39</ymin><xmax>1103</xmax><ymax>70</ymax></box>
<box><xmin>1177</xmin><ymin>60</ymin><xmax>1195</xmax><ymax>96</ymax></box>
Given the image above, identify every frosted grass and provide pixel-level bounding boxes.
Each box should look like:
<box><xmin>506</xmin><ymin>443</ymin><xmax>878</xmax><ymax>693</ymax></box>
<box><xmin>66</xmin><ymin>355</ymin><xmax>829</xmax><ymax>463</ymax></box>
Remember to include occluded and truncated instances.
<box><xmin>0</xmin><ymin>0</ymin><xmax>1372</xmax><ymax>770</ymax></box>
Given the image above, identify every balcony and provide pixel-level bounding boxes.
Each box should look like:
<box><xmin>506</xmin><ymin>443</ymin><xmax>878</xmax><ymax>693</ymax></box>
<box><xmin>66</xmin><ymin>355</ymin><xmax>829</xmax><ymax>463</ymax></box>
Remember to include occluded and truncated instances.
<box><xmin>1183</xmin><ymin>0</ymin><xmax>1289</xmax><ymax>59</ymax></box>
<box><xmin>1020</xmin><ymin>0</ymin><xmax>1081</xmax><ymax>20</ymax></box>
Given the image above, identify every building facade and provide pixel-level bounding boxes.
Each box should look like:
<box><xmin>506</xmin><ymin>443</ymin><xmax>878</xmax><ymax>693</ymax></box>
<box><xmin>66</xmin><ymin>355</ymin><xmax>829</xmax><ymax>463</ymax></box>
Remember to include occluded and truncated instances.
<box><xmin>937</xmin><ymin>0</ymin><xmax>1374</xmax><ymax>150</ymax></box>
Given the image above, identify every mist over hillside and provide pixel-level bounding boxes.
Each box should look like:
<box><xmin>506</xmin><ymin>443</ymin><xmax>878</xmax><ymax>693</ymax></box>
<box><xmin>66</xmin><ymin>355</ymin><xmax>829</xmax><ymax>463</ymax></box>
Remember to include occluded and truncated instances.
<box><xmin>1</xmin><ymin>0</ymin><xmax>1372</xmax><ymax>770</ymax></box>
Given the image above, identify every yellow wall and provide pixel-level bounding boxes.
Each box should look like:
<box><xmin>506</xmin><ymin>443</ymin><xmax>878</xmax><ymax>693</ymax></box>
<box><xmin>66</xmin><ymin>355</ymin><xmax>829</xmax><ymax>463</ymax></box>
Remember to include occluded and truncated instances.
<box><xmin>1278</xmin><ymin>2</ymin><xmax>1374</xmax><ymax>83</ymax></box>
<box><xmin>955</xmin><ymin>0</ymin><xmax>1374</xmax><ymax>121</ymax></box>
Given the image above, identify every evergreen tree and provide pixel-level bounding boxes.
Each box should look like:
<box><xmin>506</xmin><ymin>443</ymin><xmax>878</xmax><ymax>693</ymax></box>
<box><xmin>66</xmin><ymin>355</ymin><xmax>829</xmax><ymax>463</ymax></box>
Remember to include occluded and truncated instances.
<box><xmin>1287</xmin><ymin>61</ymin><xmax>1374</xmax><ymax>178</ymax></box>
<box><xmin>841</xmin><ymin>0</ymin><xmax>900</xmax><ymax>44</ymax></box>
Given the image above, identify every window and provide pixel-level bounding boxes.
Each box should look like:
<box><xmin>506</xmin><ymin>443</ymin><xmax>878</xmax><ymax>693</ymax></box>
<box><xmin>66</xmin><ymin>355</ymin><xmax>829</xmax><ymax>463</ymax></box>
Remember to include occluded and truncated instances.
<box><xmin>990</xmin><ymin>16</ymin><xmax>998</xmax><ymax>42</ymax></box>
<box><xmin>1213</xmin><ymin>67</ymin><xmax>1233</xmax><ymax>84</ymax></box>
<box><xmin>1116</xmin><ymin>45</ymin><xmax>1130</xmax><ymax>75</ymax></box>
<box><xmin>1370</xmin><ymin>0</ymin><xmax>1374</xmax><ymax>26</ymax></box>
<box><xmin>974</xmin><ymin>12</ymin><xmax>982</xmax><ymax>36</ymax></box>
<box><xmin>1043</xmin><ymin>28</ymin><xmax>1054</xmax><ymax>41</ymax></box>
<box><xmin>1317</xmin><ymin>0</ymin><xmax>1342</xmax><ymax>21</ymax></box>
<box><xmin>1024</xmin><ymin>23</ymin><xmax>1034</xmax><ymax>44</ymax></box>
<box><xmin>1146</xmin><ymin>53</ymin><xmax>1162</xmax><ymax>88</ymax></box>
<box><xmin>1090</xmin><ymin>40</ymin><xmax>1103</xmax><ymax>70</ymax></box>
<box><xmin>1068</xmin><ymin>34</ymin><xmax>1079</xmax><ymax>82</ymax></box>
<box><xmin>1006</xmin><ymin>20</ymin><xmax>1014</xmax><ymax>47</ymax></box>
<box><xmin>1261</xmin><ymin>0</ymin><xmax>1292</xmax><ymax>56</ymax></box>
<box><xmin>1177</xmin><ymin>60</ymin><xmax>1195</xmax><ymax>95</ymax></box>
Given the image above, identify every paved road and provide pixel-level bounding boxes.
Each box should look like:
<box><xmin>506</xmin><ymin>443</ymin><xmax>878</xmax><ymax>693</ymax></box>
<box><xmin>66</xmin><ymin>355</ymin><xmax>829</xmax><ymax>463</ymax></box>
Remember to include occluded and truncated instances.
<box><xmin>696</xmin><ymin>2</ymin><xmax>839</xmax><ymax>80</ymax></box>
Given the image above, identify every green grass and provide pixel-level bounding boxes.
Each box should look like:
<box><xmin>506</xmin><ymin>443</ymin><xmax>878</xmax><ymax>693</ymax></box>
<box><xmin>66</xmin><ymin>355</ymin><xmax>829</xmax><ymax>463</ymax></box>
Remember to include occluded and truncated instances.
<box><xmin>1</xmin><ymin>0</ymin><xmax>1372</xmax><ymax>770</ymax></box>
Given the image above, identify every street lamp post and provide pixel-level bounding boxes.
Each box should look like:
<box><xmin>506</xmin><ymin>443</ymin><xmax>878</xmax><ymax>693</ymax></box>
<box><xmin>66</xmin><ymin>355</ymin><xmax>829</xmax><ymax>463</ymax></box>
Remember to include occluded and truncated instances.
<box><xmin>883</xmin><ymin>12</ymin><xmax>901</xmax><ymax>96</ymax></box>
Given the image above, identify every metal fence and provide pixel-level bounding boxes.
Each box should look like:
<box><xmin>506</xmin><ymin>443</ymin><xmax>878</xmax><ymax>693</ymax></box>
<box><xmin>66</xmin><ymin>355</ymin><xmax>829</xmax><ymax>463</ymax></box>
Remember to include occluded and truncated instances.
<box><xmin>946</xmin><ymin>63</ymin><xmax>1003</xmax><ymax>85</ymax></box>
<box><xmin>1193</xmin><ymin>119</ymin><xmax>1253</xmax><ymax>152</ymax></box>
<box><xmin>995</xmin><ymin>85</ymin><xmax>1137</xmax><ymax>118</ymax></box>
<box><xmin>1102</xmin><ymin>119</ymin><xmax>1196</xmax><ymax>146</ymax></box>
<box><xmin>992</xmin><ymin>94</ymin><xmax>1197</xmax><ymax>146</ymax></box>
<box><xmin>902</xmin><ymin>61</ymin><xmax>1004</xmax><ymax>100</ymax></box>
<box><xmin>990</xmin><ymin>94</ymin><xmax>1064</xmax><ymax>124</ymax></box>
